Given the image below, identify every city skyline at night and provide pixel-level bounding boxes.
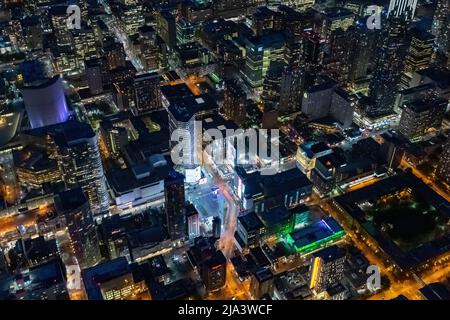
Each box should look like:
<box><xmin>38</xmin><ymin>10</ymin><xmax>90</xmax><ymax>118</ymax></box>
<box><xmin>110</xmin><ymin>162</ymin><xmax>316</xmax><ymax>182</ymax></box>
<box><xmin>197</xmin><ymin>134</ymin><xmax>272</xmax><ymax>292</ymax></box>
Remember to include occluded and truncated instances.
<box><xmin>0</xmin><ymin>0</ymin><xmax>449</xmax><ymax>305</ymax></box>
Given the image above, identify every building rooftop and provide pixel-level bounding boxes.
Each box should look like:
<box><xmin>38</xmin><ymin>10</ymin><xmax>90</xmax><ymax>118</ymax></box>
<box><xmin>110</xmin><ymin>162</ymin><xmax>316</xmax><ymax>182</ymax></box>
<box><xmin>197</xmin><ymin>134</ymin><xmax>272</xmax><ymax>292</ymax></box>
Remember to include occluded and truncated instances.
<box><xmin>258</xmin><ymin>206</ymin><xmax>293</xmax><ymax>229</ymax></box>
<box><xmin>300</xmin><ymin>141</ymin><xmax>331</xmax><ymax>158</ymax></box>
<box><xmin>13</xmin><ymin>148</ymin><xmax>58</xmax><ymax>172</ymax></box>
<box><xmin>147</xmin><ymin>255</ymin><xmax>170</xmax><ymax>279</ymax></box>
<box><xmin>324</xmin><ymin>7</ymin><xmax>354</xmax><ymax>19</ymax></box>
<box><xmin>23</xmin><ymin>120</ymin><xmax>96</xmax><ymax>148</ymax></box>
<box><xmin>419</xmin><ymin>283</ymin><xmax>450</xmax><ymax>300</ymax></box>
<box><xmin>82</xmin><ymin>257</ymin><xmax>131</xmax><ymax>300</ymax></box>
<box><xmin>326</xmin><ymin>282</ymin><xmax>347</xmax><ymax>296</ymax></box>
<box><xmin>107</xmin><ymin>161</ymin><xmax>171</xmax><ymax>194</ymax></box>
<box><xmin>202</xmin><ymin>114</ymin><xmax>239</xmax><ymax>136</ymax></box>
<box><xmin>55</xmin><ymin>188</ymin><xmax>88</xmax><ymax>213</ymax></box>
<box><xmin>288</xmin><ymin>218</ymin><xmax>344</xmax><ymax>253</ymax></box>
<box><xmin>246</xmin><ymin>31</ymin><xmax>286</xmax><ymax>49</ymax></box>
<box><xmin>252</xmin><ymin>267</ymin><xmax>273</xmax><ymax>283</ymax></box>
<box><xmin>316</xmin><ymin>152</ymin><xmax>347</xmax><ymax>170</ymax></box>
<box><xmin>167</xmin><ymin>93</ymin><xmax>218</xmax><ymax>123</ymax></box>
<box><xmin>313</xmin><ymin>245</ymin><xmax>346</xmax><ymax>263</ymax></box>
<box><xmin>405</xmin><ymin>97</ymin><xmax>448</xmax><ymax>113</ymax></box>
<box><xmin>417</xmin><ymin>67</ymin><xmax>450</xmax><ymax>90</ymax></box>
<box><xmin>236</xmin><ymin>166</ymin><xmax>312</xmax><ymax>200</ymax></box>
<box><xmin>238</xmin><ymin>212</ymin><xmax>265</xmax><ymax>233</ymax></box>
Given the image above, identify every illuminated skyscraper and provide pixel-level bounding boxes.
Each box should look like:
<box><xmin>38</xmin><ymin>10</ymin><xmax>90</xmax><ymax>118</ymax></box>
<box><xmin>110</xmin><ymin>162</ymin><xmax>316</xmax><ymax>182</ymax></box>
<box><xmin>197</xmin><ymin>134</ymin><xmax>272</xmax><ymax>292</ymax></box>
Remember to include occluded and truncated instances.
<box><xmin>240</xmin><ymin>32</ymin><xmax>286</xmax><ymax>88</ymax></box>
<box><xmin>398</xmin><ymin>97</ymin><xmax>447</xmax><ymax>141</ymax></box>
<box><xmin>102</xmin><ymin>38</ymin><xmax>127</xmax><ymax>71</ymax></box>
<box><xmin>279</xmin><ymin>66</ymin><xmax>305</xmax><ymax>114</ymax></box>
<box><xmin>45</xmin><ymin>121</ymin><xmax>110</xmax><ymax>215</ymax></box>
<box><xmin>85</xmin><ymin>57</ymin><xmax>106</xmax><ymax>95</ymax></box>
<box><xmin>348</xmin><ymin>26</ymin><xmax>375</xmax><ymax>82</ymax></box>
<box><xmin>164</xmin><ymin>170</ymin><xmax>186</xmax><ymax>241</ymax></box>
<box><xmin>310</xmin><ymin>245</ymin><xmax>346</xmax><ymax>294</ymax></box>
<box><xmin>368</xmin><ymin>18</ymin><xmax>409</xmax><ymax>117</ymax></box>
<box><xmin>133</xmin><ymin>72</ymin><xmax>162</xmax><ymax>114</ymax></box>
<box><xmin>49</xmin><ymin>5</ymin><xmax>74</xmax><ymax>48</ymax></box>
<box><xmin>176</xmin><ymin>18</ymin><xmax>195</xmax><ymax>45</ymax></box>
<box><xmin>55</xmin><ymin>188</ymin><xmax>102</xmax><ymax>268</ymax></box>
<box><xmin>223</xmin><ymin>80</ymin><xmax>247</xmax><ymax>126</ymax></box>
<box><xmin>138</xmin><ymin>26</ymin><xmax>160</xmax><ymax>71</ymax></box>
<box><xmin>261</xmin><ymin>61</ymin><xmax>285</xmax><ymax>108</ymax></box>
<box><xmin>400</xmin><ymin>29</ymin><xmax>434</xmax><ymax>89</ymax></box>
<box><xmin>186</xmin><ymin>203</ymin><xmax>200</xmax><ymax>239</ymax></box>
<box><xmin>21</xmin><ymin>75</ymin><xmax>70</xmax><ymax>129</ymax></box>
<box><xmin>156</xmin><ymin>11</ymin><xmax>176</xmax><ymax>49</ymax></box>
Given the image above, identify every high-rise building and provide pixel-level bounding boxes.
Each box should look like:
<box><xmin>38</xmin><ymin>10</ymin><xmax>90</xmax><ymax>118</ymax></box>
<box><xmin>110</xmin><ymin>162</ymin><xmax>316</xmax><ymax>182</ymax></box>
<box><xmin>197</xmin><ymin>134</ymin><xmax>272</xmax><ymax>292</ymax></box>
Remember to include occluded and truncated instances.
<box><xmin>301</xmin><ymin>80</ymin><xmax>337</xmax><ymax>120</ymax></box>
<box><xmin>82</xmin><ymin>257</ymin><xmax>147</xmax><ymax>300</ymax></box>
<box><xmin>212</xmin><ymin>216</ymin><xmax>221</xmax><ymax>239</ymax></box>
<box><xmin>99</xmin><ymin>113</ymin><xmax>132</xmax><ymax>158</ymax></box>
<box><xmin>251</xmin><ymin>7</ymin><xmax>281</xmax><ymax>37</ymax></box>
<box><xmin>156</xmin><ymin>11</ymin><xmax>177</xmax><ymax>49</ymax></box>
<box><xmin>20</xmin><ymin>15</ymin><xmax>43</xmax><ymax>50</ymax></box>
<box><xmin>241</xmin><ymin>32</ymin><xmax>286</xmax><ymax>88</ymax></box>
<box><xmin>55</xmin><ymin>188</ymin><xmax>102</xmax><ymax>268</ymax></box>
<box><xmin>302</xmin><ymin>30</ymin><xmax>326</xmax><ymax>72</ymax></box>
<box><xmin>44</xmin><ymin>121</ymin><xmax>110</xmax><ymax>215</ymax></box>
<box><xmin>0</xmin><ymin>258</ymin><xmax>69</xmax><ymax>300</ymax></box>
<box><xmin>387</xmin><ymin>0</ymin><xmax>418</xmax><ymax>20</ymax></box>
<box><xmin>368</xmin><ymin>18</ymin><xmax>409</xmax><ymax>117</ymax></box>
<box><xmin>223</xmin><ymin>80</ymin><xmax>247</xmax><ymax>125</ymax></box>
<box><xmin>164</xmin><ymin>170</ymin><xmax>186</xmax><ymax>241</ymax></box>
<box><xmin>310</xmin><ymin>245</ymin><xmax>346</xmax><ymax>293</ymax></box>
<box><xmin>320</xmin><ymin>7</ymin><xmax>355</xmax><ymax>42</ymax></box>
<box><xmin>213</xmin><ymin>0</ymin><xmax>254</xmax><ymax>18</ymax></box>
<box><xmin>250</xmin><ymin>267</ymin><xmax>274</xmax><ymax>299</ymax></box>
<box><xmin>121</xmin><ymin>4</ymin><xmax>145</xmax><ymax>36</ymax></box>
<box><xmin>85</xmin><ymin>57</ymin><xmax>106</xmax><ymax>95</ymax></box>
<box><xmin>20</xmin><ymin>75</ymin><xmax>70</xmax><ymax>129</ymax></box>
<box><xmin>261</xmin><ymin>61</ymin><xmax>285</xmax><ymax>107</ymax></box>
<box><xmin>325</xmin><ymin>28</ymin><xmax>354</xmax><ymax>86</ymax></box>
<box><xmin>279</xmin><ymin>66</ymin><xmax>305</xmax><ymax>114</ymax></box>
<box><xmin>437</xmin><ymin>136</ymin><xmax>450</xmax><ymax>186</ymax></box>
<box><xmin>49</xmin><ymin>5</ymin><xmax>74</xmax><ymax>48</ymax></box>
<box><xmin>138</xmin><ymin>26</ymin><xmax>160</xmax><ymax>71</ymax></box>
<box><xmin>330</xmin><ymin>87</ymin><xmax>355</xmax><ymax>129</ymax></box>
<box><xmin>187</xmin><ymin>236</ymin><xmax>227</xmax><ymax>292</ymax></box>
<box><xmin>176</xmin><ymin>18</ymin><xmax>195</xmax><ymax>45</ymax></box>
<box><xmin>72</xmin><ymin>26</ymin><xmax>98</xmax><ymax>65</ymax></box>
<box><xmin>348</xmin><ymin>26</ymin><xmax>375</xmax><ymax>82</ymax></box>
<box><xmin>133</xmin><ymin>72</ymin><xmax>162</xmax><ymax>114</ymax></box>
<box><xmin>398</xmin><ymin>97</ymin><xmax>447</xmax><ymax>141</ymax></box>
<box><xmin>400</xmin><ymin>29</ymin><xmax>434</xmax><ymax>89</ymax></box>
<box><xmin>167</xmin><ymin>100</ymin><xmax>199</xmax><ymax>168</ymax></box>
<box><xmin>14</xmin><ymin>148</ymin><xmax>62</xmax><ymax>189</ymax></box>
<box><xmin>102</xmin><ymin>39</ymin><xmax>127</xmax><ymax>71</ymax></box>
<box><xmin>289</xmin><ymin>0</ymin><xmax>315</xmax><ymax>11</ymax></box>
<box><xmin>284</xmin><ymin>36</ymin><xmax>303</xmax><ymax>68</ymax></box>
<box><xmin>186</xmin><ymin>203</ymin><xmax>200</xmax><ymax>239</ymax></box>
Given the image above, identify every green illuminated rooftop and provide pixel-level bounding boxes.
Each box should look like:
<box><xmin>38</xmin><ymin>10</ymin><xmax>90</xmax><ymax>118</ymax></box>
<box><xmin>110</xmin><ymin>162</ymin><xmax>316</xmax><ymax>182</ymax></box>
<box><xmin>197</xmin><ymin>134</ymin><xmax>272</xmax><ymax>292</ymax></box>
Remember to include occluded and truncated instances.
<box><xmin>285</xmin><ymin>217</ymin><xmax>346</xmax><ymax>254</ymax></box>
